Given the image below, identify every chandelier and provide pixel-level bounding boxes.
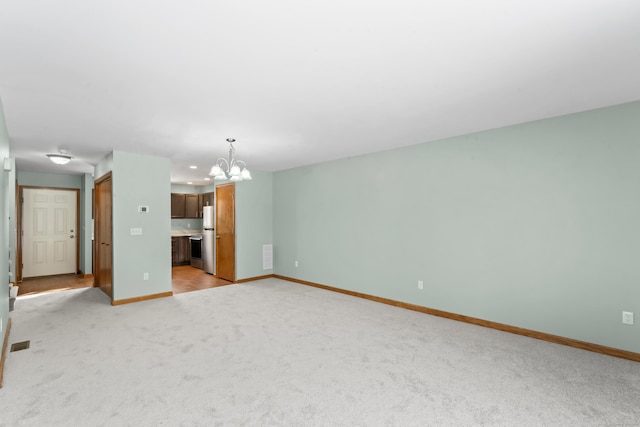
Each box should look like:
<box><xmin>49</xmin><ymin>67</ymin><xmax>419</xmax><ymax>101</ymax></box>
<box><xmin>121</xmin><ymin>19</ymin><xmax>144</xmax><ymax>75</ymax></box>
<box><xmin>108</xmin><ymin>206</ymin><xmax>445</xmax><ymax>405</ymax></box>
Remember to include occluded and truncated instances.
<box><xmin>209</xmin><ymin>138</ymin><xmax>252</xmax><ymax>181</ymax></box>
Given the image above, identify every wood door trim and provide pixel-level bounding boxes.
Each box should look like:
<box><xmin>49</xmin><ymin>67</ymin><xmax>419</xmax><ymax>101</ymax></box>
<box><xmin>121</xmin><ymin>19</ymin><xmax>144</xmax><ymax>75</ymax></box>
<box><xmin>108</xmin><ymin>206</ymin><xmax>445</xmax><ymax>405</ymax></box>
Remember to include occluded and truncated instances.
<box><xmin>112</xmin><ymin>291</ymin><xmax>173</xmax><ymax>306</ymax></box>
<box><xmin>17</xmin><ymin>186</ymin><xmax>81</xmax><ymax>282</ymax></box>
<box><xmin>234</xmin><ymin>274</ymin><xmax>273</xmax><ymax>283</ymax></box>
<box><xmin>0</xmin><ymin>318</ymin><xmax>11</xmax><ymax>388</ymax></box>
<box><xmin>94</xmin><ymin>172</ymin><xmax>112</xmax><ymax>186</ymax></box>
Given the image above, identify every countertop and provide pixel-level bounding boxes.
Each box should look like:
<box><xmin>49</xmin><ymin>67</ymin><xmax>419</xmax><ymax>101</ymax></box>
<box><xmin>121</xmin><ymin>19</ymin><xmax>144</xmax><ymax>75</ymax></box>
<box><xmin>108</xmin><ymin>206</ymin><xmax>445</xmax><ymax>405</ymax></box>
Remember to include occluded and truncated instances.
<box><xmin>171</xmin><ymin>230</ymin><xmax>202</xmax><ymax>237</ymax></box>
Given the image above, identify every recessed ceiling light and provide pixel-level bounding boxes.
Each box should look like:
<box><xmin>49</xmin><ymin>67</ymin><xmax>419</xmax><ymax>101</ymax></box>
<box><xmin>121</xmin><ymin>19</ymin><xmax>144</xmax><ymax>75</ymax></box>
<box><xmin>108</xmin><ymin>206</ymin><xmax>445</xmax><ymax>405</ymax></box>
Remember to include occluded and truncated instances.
<box><xmin>190</xmin><ymin>165</ymin><xmax>197</xmax><ymax>169</ymax></box>
<box><xmin>204</xmin><ymin>177</ymin><xmax>211</xmax><ymax>181</ymax></box>
<box><xmin>187</xmin><ymin>181</ymin><xmax>193</xmax><ymax>184</ymax></box>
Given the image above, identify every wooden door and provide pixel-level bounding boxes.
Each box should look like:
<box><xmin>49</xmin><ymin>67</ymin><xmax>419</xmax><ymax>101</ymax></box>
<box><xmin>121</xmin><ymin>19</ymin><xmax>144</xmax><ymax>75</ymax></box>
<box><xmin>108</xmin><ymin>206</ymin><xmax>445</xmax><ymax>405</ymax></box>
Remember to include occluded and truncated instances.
<box><xmin>215</xmin><ymin>183</ymin><xmax>235</xmax><ymax>282</ymax></box>
<box><xmin>94</xmin><ymin>173</ymin><xmax>113</xmax><ymax>300</ymax></box>
<box><xmin>21</xmin><ymin>188</ymin><xmax>79</xmax><ymax>278</ymax></box>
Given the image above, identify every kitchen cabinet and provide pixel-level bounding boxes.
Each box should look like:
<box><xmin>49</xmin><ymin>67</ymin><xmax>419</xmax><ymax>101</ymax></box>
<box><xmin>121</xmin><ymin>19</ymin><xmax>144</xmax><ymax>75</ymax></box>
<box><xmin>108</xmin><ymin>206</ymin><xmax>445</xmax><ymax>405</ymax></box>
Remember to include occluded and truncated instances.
<box><xmin>171</xmin><ymin>192</ymin><xmax>215</xmax><ymax>218</ymax></box>
<box><xmin>198</xmin><ymin>192</ymin><xmax>215</xmax><ymax>217</ymax></box>
<box><xmin>185</xmin><ymin>194</ymin><xmax>199</xmax><ymax>218</ymax></box>
<box><xmin>171</xmin><ymin>236</ymin><xmax>191</xmax><ymax>266</ymax></box>
<box><xmin>171</xmin><ymin>193</ymin><xmax>186</xmax><ymax>218</ymax></box>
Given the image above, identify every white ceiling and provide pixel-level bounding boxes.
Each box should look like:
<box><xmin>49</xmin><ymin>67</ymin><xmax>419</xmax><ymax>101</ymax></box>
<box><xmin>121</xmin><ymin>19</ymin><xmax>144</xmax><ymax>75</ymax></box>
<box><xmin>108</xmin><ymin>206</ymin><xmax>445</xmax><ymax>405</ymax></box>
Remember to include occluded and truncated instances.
<box><xmin>1</xmin><ymin>0</ymin><xmax>639</xmax><ymax>184</ymax></box>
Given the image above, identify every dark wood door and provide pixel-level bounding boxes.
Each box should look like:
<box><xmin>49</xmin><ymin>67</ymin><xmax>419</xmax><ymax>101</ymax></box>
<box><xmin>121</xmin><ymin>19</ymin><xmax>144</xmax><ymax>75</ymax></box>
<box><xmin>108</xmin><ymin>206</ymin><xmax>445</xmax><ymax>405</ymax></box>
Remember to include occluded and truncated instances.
<box><xmin>215</xmin><ymin>183</ymin><xmax>235</xmax><ymax>282</ymax></box>
<box><xmin>94</xmin><ymin>173</ymin><xmax>113</xmax><ymax>300</ymax></box>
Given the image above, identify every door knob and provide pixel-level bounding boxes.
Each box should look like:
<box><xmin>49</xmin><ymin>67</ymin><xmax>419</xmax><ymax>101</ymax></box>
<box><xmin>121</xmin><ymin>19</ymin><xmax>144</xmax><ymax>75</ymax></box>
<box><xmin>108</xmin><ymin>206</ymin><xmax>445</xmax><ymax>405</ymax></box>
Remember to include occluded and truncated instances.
<box><xmin>216</xmin><ymin>235</ymin><xmax>221</xmax><ymax>239</ymax></box>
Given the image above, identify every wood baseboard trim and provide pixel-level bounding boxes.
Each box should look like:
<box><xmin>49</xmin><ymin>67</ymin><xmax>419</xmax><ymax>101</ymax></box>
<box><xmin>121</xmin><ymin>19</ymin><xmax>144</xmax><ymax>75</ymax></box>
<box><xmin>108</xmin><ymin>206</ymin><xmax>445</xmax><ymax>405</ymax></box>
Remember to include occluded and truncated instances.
<box><xmin>111</xmin><ymin>291</ymin><xmax>173</xmax><ymax>306</ymax></box>
<box><xmin>0</xmin><ymin>318</ymin><xmax>12</xmax><ymax>388</ymax></box>
<box><xmin>83</xmin><ymin>274</ymin><xmax>94</xmax><ymax>279</ymax></box>
<box><xmin>274</xmin><ymin>275</ymin><xmax>640</xmax><ymax>363</ymax></box>
<box><xmin>234</xmin><ymin>274</ymin><xmax>274</xmax><ymax>284</ymax></box>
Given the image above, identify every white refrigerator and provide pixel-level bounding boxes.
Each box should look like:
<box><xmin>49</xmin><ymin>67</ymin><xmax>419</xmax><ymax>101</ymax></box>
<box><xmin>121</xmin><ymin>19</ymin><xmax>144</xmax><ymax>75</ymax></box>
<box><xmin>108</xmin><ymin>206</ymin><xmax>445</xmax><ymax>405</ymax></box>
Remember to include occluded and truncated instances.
<box><xmin>202</xmin><ymin>205</ymin><xmax>215</xmax><ymax>275</ymax></box>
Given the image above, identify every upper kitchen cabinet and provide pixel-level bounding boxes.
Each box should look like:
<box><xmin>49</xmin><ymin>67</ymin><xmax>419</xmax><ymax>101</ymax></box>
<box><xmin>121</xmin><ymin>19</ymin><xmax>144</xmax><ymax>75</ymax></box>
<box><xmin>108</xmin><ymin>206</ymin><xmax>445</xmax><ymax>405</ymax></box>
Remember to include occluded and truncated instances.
<box><xmin>171</xmin><ymin>191</ymin><xmax>214</xmax><ymax>218</ymax></box>
<box><xmin>199</xmin><ymin>192</ymin><xmax>214</xmax><ymax>217</ymax></box>
<box><xmin>171</xmin><ymin>193</ymin><xmax>186</xmax><ymax>218</ymax></box>
<box><xmin>185</xmin><ymin>194</ymin><xmax>199</xmax><ymax>218</ymax></box>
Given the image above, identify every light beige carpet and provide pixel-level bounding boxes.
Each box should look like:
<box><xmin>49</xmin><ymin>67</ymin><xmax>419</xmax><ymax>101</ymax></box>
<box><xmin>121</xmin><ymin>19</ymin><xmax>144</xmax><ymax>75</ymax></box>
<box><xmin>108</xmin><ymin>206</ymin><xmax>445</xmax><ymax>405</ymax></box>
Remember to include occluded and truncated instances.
<box><xmin>2</xmin><ymin>278</ymin><xmax>639</xmax><ymax>426</ymax></box>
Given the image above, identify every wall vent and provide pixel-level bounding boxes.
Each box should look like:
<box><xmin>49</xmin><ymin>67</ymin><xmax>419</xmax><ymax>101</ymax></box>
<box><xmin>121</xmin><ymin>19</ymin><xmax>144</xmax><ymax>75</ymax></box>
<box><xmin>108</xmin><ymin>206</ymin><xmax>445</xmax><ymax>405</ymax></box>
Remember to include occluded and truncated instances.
<box><xmin>10</xmin><ymin>341</ymin><xmax>30</xmax><ymax>352</ymax></box>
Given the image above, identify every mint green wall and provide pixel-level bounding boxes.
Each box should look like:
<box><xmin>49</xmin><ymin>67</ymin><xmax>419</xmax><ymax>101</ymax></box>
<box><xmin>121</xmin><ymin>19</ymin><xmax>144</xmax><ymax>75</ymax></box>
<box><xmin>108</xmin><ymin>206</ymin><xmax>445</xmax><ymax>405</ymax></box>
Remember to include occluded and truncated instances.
<box><xmin>0</xmin><ymin>98</ymin><xmax>11</xmax><ymax>343</ymax></box>
<box><xmin>94</xmin><ymin>152</ymin><xmax>113</xmax><ymax>180</ymax></box>
<box><xmin>169</xmin><ymin>183</ymin><xmax>216</xmax><ymax>193</ymax></box>
<box><xmin>171</xmin><ymin>219</ymin><xmax>203</xmax><ymax>232</ymax></box>
<box><xmin>16</xmin><ymin>171</ymin><xmax>93</xmax><ymax>275</ymax></box>
<box><xmin>80</xmin><ymin>174</ymin><xmax>94</xmax><ymax>275</ymax></box>
<box><xmin>111</xmin><ymin>151</ymin><xmax>171</xmax><ymax>300</ymax></box>
<box><xmin>235</xmin><ymin>171</ymin><xmax>273</xmax><ymax>280</ymax></box>
<box><xmin>17</xmin><ymin>171</ymin><xmax>81</xmax><ymax>188</ymax></box>
<box><xmin>171</xmin><ymin>184</ymin><xmax>200</xmax><ymax>194</ymax></box>
<box><xmin>273</xmin><ymin>101</ymin><xmax>640</xmax><ymax>353</ymax></box>
<box><xmin>201</xmin><ymin>183</ymin><xmax>216</xmax><ymax>193</ymax></box>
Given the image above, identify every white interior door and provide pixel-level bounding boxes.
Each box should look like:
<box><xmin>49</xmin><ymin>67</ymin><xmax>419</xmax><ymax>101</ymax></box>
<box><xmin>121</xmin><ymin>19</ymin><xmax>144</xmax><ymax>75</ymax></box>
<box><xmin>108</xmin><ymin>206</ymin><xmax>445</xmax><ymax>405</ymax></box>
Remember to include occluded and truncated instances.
<box><xmin>22</xmin><ymin>188</ymin><xmax>77</xmax><ymax>278</ymax></box>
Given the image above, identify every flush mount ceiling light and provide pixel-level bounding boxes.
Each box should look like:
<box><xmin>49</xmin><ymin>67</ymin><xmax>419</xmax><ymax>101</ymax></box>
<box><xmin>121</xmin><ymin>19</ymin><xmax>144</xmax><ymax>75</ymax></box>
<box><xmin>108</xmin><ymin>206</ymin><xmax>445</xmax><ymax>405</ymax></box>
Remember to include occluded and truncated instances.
<box><xmin>209</xmin><ymin>138</ymin><xmax>252</xmax><ymax>182</ymax></box>
<box><xmin>46</xmin><ymin>150</ymin><xmax>73</xmax><ymax>165</ymax></box>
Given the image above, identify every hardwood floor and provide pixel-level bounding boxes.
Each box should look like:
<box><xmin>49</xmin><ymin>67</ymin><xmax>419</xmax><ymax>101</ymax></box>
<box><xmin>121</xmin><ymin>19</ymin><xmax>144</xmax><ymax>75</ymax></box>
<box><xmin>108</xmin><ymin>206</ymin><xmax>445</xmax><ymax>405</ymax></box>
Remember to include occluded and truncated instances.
<box><xmin>17</xmin><ymin>274</ymin><xmax>94</xmax><ymax>296</ymax></box>
<box><xmin>16</xmin><ymin>266</ymin><xmax>233</xmax><ymax>297</ymax></box>
<box><xmin>171</xmin><ymin>265</ymin><xmax>233</xmax><ymax>294</ymax></box>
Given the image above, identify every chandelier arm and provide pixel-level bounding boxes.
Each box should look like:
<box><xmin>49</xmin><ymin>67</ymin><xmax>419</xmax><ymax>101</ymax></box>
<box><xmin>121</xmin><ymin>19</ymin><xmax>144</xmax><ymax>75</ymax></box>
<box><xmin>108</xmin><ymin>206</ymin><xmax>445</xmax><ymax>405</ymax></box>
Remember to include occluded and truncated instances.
<box><xmin>217</xmin><ymin>158</ymin><xmax>229</xmax><ymax>171</ymax></box>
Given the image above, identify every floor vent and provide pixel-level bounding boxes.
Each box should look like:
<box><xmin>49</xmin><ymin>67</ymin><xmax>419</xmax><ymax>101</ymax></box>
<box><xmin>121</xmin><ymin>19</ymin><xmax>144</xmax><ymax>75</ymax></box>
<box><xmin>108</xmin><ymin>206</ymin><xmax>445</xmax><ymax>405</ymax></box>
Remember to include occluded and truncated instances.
<box><xmin>10</xmin><ymin>341</ymin><xmax>30</xmax><ymax>352</ymax></box>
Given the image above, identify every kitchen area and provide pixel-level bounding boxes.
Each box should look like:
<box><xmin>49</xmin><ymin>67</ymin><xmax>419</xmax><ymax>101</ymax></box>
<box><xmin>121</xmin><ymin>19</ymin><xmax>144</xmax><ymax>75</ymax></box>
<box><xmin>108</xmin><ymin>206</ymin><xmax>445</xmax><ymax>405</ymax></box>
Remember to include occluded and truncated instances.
<box><xmin>170</xmin><ymin>188</ymin><xmax>232</xmax><ymax>293</ymax></box>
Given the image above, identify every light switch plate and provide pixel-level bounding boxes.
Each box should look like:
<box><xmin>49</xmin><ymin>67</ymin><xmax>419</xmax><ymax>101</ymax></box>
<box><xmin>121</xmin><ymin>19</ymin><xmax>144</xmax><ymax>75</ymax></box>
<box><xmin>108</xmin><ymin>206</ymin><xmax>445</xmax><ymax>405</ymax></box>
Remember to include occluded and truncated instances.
<box><xmin>622</xmin><ymin>311</ymin><xmax>634</xmax><ymax>325</ymax></box>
